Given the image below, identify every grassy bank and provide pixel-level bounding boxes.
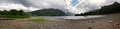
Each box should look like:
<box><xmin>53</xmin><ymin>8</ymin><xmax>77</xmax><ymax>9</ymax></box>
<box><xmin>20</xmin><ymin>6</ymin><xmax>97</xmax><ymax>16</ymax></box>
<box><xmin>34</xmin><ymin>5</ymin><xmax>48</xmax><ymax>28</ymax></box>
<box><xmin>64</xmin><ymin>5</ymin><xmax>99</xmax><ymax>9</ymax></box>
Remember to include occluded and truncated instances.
<box><xmin>0</xmin><ymin>15</ymin><xmax>30</xmax><ymax>18</ymax></box>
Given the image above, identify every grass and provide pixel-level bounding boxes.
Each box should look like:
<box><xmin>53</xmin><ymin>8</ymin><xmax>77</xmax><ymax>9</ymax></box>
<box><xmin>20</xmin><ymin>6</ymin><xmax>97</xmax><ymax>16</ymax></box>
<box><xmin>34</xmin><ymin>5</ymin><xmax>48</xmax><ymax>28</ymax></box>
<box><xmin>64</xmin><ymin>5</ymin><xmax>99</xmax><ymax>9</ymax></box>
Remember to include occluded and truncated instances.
<box><xmin>0</xmin><ymin>15</ymin><xmax>30</xmax><ymax>18</ymax></box>
<box><xmin>28</xmin><ymin>18</ymin><xmax>54</xmax><ymax>22</ymax></box>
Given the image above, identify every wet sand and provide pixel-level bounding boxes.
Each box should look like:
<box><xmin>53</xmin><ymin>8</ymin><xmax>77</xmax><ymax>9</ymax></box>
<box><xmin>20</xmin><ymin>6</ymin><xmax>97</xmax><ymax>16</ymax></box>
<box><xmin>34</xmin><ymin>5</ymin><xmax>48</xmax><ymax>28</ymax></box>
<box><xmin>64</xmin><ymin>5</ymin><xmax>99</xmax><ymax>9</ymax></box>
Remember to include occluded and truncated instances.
<box><xmin>0</xmin><ymin>13</ymin><xmax>120</xmax><ymax>29</ymax></box>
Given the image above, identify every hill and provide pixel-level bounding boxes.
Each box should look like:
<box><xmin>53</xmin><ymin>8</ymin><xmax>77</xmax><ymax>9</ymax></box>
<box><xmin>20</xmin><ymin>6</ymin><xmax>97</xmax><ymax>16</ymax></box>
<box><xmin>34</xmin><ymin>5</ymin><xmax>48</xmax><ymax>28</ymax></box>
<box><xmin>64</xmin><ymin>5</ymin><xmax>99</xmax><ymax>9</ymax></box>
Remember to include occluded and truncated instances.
<box><xmin>75</xmin><ymin>2</ymin><xmax>120</xmax><ymax>16</ymax></box>
<box><xmin>30</xmin><ymin>8</ymin><xmax>66</xmax><ymax>16</ymax></box>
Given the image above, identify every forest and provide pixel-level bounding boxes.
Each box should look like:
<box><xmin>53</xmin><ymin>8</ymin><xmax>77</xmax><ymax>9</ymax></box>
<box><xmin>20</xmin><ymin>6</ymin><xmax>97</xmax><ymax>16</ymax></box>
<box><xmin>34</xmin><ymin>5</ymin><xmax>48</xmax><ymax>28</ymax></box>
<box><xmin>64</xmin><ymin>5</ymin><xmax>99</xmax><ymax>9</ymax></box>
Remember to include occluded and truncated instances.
<box><xmin>75</xmin><ymin>2</ymin><xmax>120</xmax><ymax>16</ymax></box>
<box><xmin>0</xmin><ymin>9</ymin><xmax>29</xmax><ymax>18</ymax></box>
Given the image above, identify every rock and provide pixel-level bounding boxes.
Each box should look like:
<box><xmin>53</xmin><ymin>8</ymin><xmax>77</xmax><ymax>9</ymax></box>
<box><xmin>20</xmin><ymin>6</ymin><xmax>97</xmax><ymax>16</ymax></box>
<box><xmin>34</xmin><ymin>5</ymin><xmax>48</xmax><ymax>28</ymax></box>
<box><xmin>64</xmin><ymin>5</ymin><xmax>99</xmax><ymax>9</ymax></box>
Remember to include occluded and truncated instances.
<box><xmin>91</xmin><ymin>21</ymin><xmax>94</xmax><ymax>23</ymax></box>
<box><xmin>88</xmin><ymin>27</ymin><xmax>92</xmax><ymax>29</ymax></box>
<box><xmin>116</xmin><ymin>23</ymin><xmax>119</xmax><ymax>25</ymax></box>
<box><xmin>39</xmin><ymin>25</ymin><xmax>43</xmax><ymax>27</ymax></box>
<box><xmin>109</xmin><ymin>21</ymin><xmax>113</xmax><ymax>23</ymax></box>
<box><xmin>88</xmin><ymin>21</ymin><xmax>94</xmax><ymax>23</ymax></box>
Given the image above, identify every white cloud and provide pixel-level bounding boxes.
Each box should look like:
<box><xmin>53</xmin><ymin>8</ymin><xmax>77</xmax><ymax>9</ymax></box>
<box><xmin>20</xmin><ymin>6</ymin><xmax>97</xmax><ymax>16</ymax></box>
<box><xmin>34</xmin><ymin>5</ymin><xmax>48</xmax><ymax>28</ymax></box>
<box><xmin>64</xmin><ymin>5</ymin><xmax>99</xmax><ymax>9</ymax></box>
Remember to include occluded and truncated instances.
<box><xmin>0</xmin><ymin>3</ymin><xmax>38</xmax><ymax>12</ymax></box>
<box><xmin>0</xmin><ymin>0</ymin><xmax>120</xmax><ymax>14</ymax></box>
<box><xmin>73</xmin><ymin>0</ymin><xmax>120</xmax><ymax>14</ymax></box>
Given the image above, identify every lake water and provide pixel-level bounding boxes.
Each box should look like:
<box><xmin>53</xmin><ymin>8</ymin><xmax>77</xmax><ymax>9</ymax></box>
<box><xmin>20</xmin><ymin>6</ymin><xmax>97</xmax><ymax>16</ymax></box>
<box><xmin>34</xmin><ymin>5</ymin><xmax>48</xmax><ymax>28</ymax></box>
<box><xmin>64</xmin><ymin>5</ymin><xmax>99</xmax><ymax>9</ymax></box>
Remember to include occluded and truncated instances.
<box><xmin>44</xmin><ymin>15</ymin><xmax>104</xmax><ymax>19</ymax></box>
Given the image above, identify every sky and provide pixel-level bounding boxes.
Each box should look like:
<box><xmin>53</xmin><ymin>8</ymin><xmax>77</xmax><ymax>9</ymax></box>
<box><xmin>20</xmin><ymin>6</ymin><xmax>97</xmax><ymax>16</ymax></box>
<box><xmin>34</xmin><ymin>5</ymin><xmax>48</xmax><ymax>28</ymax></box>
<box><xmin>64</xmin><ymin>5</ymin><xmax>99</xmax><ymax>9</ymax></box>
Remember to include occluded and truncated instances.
<box><xmin>70</xmin><ymin>0</ymin><xmax>79</xmax><ymax>7</ymax></box>
<box><xmin>0</xmin><ymin>0</ymin><xmax>120</xmax><ymax>14</ymax></box>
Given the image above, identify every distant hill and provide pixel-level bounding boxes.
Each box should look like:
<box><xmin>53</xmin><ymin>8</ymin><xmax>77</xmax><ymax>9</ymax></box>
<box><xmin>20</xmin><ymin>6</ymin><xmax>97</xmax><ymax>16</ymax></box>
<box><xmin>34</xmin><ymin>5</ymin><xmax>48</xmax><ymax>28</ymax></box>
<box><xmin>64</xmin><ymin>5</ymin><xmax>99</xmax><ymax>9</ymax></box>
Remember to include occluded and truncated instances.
<box><xmin>30</xmin><ymin>8</ymin><xmax>66</xmax><ymax>16</ymax></box>
<box><xmin>75</xmin><ymin>2</ymin><xmax>120</xmax><ymax>16</ymax></box>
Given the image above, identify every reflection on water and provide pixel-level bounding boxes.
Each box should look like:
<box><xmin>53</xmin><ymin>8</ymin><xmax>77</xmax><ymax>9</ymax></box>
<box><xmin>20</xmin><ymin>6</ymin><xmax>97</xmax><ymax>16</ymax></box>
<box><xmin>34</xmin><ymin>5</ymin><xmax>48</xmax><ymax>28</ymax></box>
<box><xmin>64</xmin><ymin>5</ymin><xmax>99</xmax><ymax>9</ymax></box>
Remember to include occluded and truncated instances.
<box><xmin>44</xmin><ymin>15</ymin><xmax>105</xmax><ymax>19</ymax></box>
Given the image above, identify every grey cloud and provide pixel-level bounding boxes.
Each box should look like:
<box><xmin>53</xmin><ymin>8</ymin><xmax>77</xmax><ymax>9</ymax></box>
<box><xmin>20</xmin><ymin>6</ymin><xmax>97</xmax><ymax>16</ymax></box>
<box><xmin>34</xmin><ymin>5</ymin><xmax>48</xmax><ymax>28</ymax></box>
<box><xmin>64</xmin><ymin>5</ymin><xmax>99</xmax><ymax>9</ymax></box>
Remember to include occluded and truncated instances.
<box><xmin>0</xmin><ymin>0</ymin><xmax>120</xmax><ymax>14</ymax></box>
<box><xmin>0</xmin><ymin>0</ymin><xmax>69</xmax><ymax>13</ymax></box>
<box><xmin>75</xmin><ymin>0</ymin><xmax>120</xmax><ymax>13</ymax></box>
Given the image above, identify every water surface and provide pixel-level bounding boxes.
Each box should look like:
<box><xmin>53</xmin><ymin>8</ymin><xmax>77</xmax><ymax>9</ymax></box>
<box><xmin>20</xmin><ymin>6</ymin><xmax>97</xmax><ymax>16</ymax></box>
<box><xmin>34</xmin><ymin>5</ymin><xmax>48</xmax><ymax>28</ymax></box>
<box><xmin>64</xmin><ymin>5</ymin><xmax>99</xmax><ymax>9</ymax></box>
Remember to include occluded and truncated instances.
<box><xmin>44</xmin><ymin>15</ymin><xmax>104</xmax><ymax>19</ymax></box>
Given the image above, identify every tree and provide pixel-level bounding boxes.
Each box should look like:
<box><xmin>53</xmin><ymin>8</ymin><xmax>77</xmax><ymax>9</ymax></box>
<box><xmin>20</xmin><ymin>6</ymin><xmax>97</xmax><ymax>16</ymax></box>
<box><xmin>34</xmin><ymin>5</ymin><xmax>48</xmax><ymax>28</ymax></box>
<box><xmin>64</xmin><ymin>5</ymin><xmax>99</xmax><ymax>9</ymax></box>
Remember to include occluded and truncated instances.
<box><xmin>19</xmin><ymin>10</ymin><xmax>26</xmax><ymax>16</ymax></box>
<box><xmin>82</xmin><ymin>2</ymin><xmax>120</xmax><ymax>15</ymax></box>
<box><xmin>0</xmin><ymin>9</ymin><xmax>27</xmax><ymax>18</ymax></box>
<box><xmin>3</xmin><ymin>10</ymin><xmax>8</xmax><ymax>15</ymax></box>
<box><xmin>0</xmin><ymin>10</ymin><xmax>3</xmax><ymax>15</ymax></box>
<box><xmin>10</xmin><ymin>9</ymin><xmax>18</xmax><ymax>15</ymax></box>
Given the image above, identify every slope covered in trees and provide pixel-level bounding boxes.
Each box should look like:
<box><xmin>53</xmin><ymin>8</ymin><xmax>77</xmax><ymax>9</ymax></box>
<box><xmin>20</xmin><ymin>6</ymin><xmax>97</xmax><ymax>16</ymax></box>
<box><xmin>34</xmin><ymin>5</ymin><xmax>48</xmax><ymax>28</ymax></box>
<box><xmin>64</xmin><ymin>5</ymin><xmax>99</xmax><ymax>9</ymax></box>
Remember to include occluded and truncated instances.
<box><xmin>75</xmin><ymin>2</ymin><xmax>120</xmax><ymax>16</ymax></box>
<box><xmin>0</xmin><ymin>9</ymin><xmax>29</xmax><ymax>18</ymax></box>
<box><xmin>0</xmin><ymin>9</ymin><xmax>26</xmax><ymax>16</ymax></box>
<box><xmin>30</xmin><ymin>8</ymin><xmax>66</xmax><ymax>16</ymax></box>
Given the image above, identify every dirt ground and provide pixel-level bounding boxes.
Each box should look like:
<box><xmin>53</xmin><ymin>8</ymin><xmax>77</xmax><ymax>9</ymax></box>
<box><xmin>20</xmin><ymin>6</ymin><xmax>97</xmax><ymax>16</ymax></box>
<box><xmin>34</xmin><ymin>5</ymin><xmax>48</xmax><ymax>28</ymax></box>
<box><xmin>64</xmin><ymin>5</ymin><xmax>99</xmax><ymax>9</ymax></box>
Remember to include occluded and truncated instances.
<box><xmin>0</xmin><ymin>13</ymin><xmax>120</xmax><ymax>29</ymax></box>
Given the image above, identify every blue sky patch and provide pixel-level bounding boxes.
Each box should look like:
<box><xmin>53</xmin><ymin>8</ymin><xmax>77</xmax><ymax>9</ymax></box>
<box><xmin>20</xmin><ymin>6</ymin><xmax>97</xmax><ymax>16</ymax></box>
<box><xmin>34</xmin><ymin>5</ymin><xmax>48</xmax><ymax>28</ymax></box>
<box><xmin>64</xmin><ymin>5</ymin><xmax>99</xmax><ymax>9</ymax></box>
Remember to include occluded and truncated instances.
<box><xmin>70</xmin><ymin>0</ymin><xmax>79</xmax><ymax>7</ymax></box>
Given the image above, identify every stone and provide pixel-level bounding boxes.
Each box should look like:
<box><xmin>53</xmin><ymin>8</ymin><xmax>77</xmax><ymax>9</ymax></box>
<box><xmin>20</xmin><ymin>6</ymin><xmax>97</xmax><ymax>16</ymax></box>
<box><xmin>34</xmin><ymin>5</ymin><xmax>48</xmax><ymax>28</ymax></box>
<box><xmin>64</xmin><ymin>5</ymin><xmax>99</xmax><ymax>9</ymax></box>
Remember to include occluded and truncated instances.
<box><xmin>109</xmin><ymin>21</ymin><xmax>113</xmax><ymax>23</ymax></box>
<box><xmin>88</xmin><ymin>27</ymin><xmax>92</xmax><ymax>29</ymax></box>
<box><xmin>116</xmin><ymin>23</ymin><xmax>119</xmax><ymax>25</ymax></box>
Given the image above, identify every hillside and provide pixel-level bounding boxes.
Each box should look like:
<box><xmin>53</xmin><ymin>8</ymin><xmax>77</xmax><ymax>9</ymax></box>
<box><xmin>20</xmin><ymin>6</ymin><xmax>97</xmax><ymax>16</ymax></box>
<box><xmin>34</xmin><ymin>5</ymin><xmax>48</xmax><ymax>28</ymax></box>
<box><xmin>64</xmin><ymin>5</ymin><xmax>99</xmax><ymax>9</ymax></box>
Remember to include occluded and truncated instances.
<box><xmin>30</xmin><ymin>8</ymin><xmax>66</xmax><ymax>16</ymax></box>
<box><xmin>75</xmin><ymin>2</ymin><xmax>120</xmax><ymax>16</ymax></box>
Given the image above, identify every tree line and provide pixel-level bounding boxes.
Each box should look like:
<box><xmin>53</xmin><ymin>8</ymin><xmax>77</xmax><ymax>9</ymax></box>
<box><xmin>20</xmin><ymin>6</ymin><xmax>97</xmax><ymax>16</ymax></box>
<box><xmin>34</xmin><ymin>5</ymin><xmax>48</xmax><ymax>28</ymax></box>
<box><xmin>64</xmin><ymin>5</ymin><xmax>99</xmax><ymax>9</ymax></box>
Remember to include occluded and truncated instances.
<box><xmin>0</xmin><ymin>9</ymin><xmax>27</xmax><ymax>16</ymax></box>
<box><xmin>75</xmin><ymin>2</ymin><xmax>120</xmax><ymax>16</ymax></box>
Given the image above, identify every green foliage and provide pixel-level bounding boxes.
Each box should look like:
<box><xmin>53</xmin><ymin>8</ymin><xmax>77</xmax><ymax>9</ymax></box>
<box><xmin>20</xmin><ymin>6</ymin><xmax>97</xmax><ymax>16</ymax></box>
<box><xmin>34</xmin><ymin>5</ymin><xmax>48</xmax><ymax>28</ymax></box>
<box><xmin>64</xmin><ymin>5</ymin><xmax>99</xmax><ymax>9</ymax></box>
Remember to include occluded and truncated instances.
<box><xmin>0</xmin><ymin>15</ymin><xmax>30</xmax><ymax>18</ymax></box>
<box><xmin>30</xmin><ymin>8</ymin><xmax>66</xmax><ymax>16</ymax></box>
<box><xmin>83</xmin><ymin>2</ymin><xmax>120</xmax><ymax>15</ymax></box>
<box><xmin>18</xmin><ymin>10</ymin><xmax>26</xmax><ymax>16</ymax></box>
<box><xmin>0</xmin><ymin>9</ymin><xmax>29</xmax><ymax>18</ymax></box>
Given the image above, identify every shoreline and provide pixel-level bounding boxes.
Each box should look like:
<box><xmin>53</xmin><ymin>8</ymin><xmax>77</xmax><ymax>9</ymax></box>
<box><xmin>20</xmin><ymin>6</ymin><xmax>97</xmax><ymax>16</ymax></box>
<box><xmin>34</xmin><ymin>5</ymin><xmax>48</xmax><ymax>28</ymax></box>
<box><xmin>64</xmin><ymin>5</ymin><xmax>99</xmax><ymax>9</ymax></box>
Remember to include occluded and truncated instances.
<box><xmin>0</xmin><ymin>13</ymin><xmax>120</xmax><ymax>29</ymax></box>
<box><xmin>41</xmin><ymin>13</ymin><xmax>120</xmax><ymax>29</ymax></box>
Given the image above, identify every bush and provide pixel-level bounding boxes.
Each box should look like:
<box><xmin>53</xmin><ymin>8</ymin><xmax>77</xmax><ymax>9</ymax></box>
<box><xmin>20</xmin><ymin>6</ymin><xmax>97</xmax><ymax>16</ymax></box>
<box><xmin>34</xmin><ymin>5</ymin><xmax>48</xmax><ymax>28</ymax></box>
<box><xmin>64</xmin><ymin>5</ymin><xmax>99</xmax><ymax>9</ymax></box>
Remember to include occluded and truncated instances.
<box><xmin>0</xmin><ymin>15</ymin><xmax>30</xmax><ymax>18</ymax></box>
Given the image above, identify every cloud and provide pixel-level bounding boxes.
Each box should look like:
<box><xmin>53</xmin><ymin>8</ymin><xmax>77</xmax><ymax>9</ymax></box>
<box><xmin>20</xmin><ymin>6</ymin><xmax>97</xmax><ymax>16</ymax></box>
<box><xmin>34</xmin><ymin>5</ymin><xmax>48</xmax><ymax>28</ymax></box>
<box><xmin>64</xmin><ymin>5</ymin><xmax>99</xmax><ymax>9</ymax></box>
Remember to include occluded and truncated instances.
<box><xmin>74</xmin><ymin>0</ymin><xmax>120</xmax><ymax>14</ymax></box>
<box><xmin>0</xmin><ymin>0</ymin><xmax>120</xmax><ymax>14</ymax></box>
<box><xmin>0</xmin><ymin>0</ymin><xmax>69</xmax><ymax>12</ymax></box>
